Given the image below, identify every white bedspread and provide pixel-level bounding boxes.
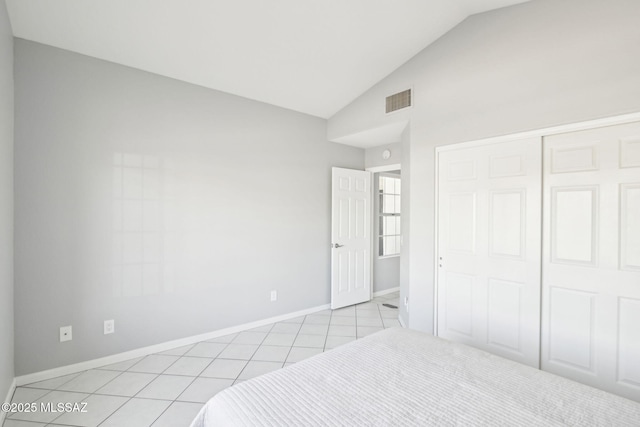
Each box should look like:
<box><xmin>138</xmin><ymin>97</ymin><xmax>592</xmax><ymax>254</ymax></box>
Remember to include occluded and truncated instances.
<box><xmin>191</xmin><ymin>328</ymin><xmax>640</xmax><ymax>426</ymax></box>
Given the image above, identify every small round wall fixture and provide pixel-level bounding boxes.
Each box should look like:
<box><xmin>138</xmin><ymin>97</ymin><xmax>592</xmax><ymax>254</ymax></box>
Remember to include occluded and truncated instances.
<box><xmin>382</xmin><ymin>149</ymin><xmax>391</xmax><ymax>160</ymax></box>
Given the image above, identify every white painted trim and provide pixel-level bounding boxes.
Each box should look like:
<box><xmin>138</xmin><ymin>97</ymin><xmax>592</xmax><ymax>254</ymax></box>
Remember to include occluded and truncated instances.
<box><xmin>15</xmin><ymin>303</ymin><xmax>330</xmax><ymax>387</ymax></box>
<box><xmin>436</xmin><ymin>112</ymin><xmax>640</xmax><ymax>153</ymax></box>
<box><xmin>0</xmin><ymin>378</ymin><xmax>17</xmax><ymax>424</ymax></box>
<box><xmin>369</xmin><ymin>170</ymin><xmax>375</xmax><ymax>303</ymax></box>
<box><xmin>366</xmin><ymin>163</ymin><xmax>401</xmax><ymax>173</ymax></box>
<box><xmin>398</xmin><ymin>315</ymin><xmax>407</xmax><ymax>329</ymax></box>
<box><xmin>433</xmin><ymin>149</ymin><xmax>440</xmax><ymax>336</ymax></box>
<box><xmin>378</xmin><ymin>254</ymin><xmax>400</xmax><ymax>260</ymax></box>
<box><xmin>373</xmin><ymin>286</ymin><xmax>399</xmax><ymax>297</ymax></box>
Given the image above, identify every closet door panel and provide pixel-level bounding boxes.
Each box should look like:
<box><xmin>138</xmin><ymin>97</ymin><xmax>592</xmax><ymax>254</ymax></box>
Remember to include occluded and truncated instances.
<box><xmin>437</xmin><ymin>137</ymin><xmax>542</xmax><ymax>368</ymax></box>
<box><xmin>487</xmin><ymin>278</ymin><xmax>524</xmax><ymax>352</ymax></box>
<box><xmin>542</xmin><ymin>121</ymin><xmax>640</xmax><ymax>402</ymax></box>
<box><xmin>551</xmin><ymin>186</ymin><xmax>598</xmax><ymax>265</ymax></box>
<box><xmin>547</xmin><ymin>287</ymin><xmax>596</xmax><ymax>373</ymax></box>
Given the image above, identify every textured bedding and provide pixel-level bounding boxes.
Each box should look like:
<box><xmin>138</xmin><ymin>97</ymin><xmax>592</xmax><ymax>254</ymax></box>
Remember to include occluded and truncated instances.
<box><xmin>190</xmin><ymin>328</ymin><xmax>640</xmax><ymax>426</ymax></box>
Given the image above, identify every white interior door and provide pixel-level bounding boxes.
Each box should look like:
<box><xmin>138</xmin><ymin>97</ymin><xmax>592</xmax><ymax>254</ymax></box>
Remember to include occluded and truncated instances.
<box><xmin>437</xmin><ymin>137</ymin><xmax>542</xmax><ymax>368</ymax></box>
<box><xmin>541</xmin><ymin>121</ymin><xmax>640</xmax><ymax>401</ymax></box>
<box><xmin>331</xmin><ymin>167</ymin><xmax>372</xmax><ymax>309</ymax></box>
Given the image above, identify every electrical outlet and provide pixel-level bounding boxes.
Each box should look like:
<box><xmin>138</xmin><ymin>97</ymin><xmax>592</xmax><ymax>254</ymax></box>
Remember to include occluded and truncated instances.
<box><xmin>270</xmin><ymin>290</ymin><xmax>277</xmax><ymax>302</ymax></box>
<box><xmin>60</xmin><ymin>326</ymin><xmax>72</xmax><ymax>342</ymax></box>
<box><xmin>104</xmin><ymin>319</ymin><xmax>115</xmax><ymax>335</ymax></box>
<box><xmin>404</xmin><ymin>297</ymin><xmax>409</xmax><ymax>313</ymax></box>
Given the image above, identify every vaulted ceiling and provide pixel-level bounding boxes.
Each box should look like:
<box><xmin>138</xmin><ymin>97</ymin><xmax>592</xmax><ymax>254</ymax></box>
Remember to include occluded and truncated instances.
<box><xmin>6</xmin><ymin>0</ymin><xmax>530</xmax><ymax>118</ymax></box>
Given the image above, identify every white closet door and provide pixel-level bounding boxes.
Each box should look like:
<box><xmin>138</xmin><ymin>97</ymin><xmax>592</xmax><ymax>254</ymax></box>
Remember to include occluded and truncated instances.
<box><xmin>542</xmin><ymin>121</ymin><xmax>640</xmax><ymax>401</ymax></box>
<box><xmin>437</xmin><ymin>137</ymin><xmax>542</xmax><ymax>368</ymax></box>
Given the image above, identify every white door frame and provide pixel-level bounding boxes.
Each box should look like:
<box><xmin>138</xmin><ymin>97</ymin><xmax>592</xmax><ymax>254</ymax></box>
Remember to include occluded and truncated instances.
<box><xmin>366</xmin><ymin>164</ymin><xmax>401</xmax><ymax>173</ymax></box>
<box><xmin>366</xmin><ymin>163</ymin><xmax>402</xmax><ymax>298</ymax></box>
<box><xmin>434</xmin><ymin>111</ymin><xmax>640</xmax><ymax>335</ymax></box>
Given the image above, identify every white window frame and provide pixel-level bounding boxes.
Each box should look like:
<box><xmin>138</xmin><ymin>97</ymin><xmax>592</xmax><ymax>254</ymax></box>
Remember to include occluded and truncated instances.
<box><xmin>377</xmin><ymin>173</ymin><xmax>401</xmax><ymax>259</ymax></box>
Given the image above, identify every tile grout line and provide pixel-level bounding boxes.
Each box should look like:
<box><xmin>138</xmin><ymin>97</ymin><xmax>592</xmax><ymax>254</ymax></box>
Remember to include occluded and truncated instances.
<box><xmin>9</xmin><ymin>294</ymin><xmax>400</xmax><ymax>427</ymax></box>
<box><xmin>282</xmin><ymin>314</ymin><xmax>308</xmax><ymax>366</ymax></box>
<box><xmin>85</xmin><ymin>369</ymin><xmax>139</xmax><ymax>427</ymax></box>
<box><xmin>233</xmin><ymin>324</ymin><xmax>275</xmax><ymax>384</ymax></box>
<box><xmin>93</xmin><ymin>339</ymin><xmax>236</xmax><ymax>427</ymax></box>
<box><xmin>56</xmin><ymin>355</ymin><xmax>175</xmax><ymax>427</ymax></box>
<box><xmin>322</xmin><ymin>309</ymin><xmax>334</xmax><ymax>352</ymax></box>
<box><xmin>9</xmin><ymin>371</ymin><xmax>92</xmax><ymax>424</ymax></box>
<box><xmin>94</xmin><ymin>340</ymin><xmax>228</xmax><ymax>427</ymax></box>
<box><xmin>134</xmin><ymin>338</ymin><xmax>242</xmax><ymax>426</ymax></box>
<box><xmin>6</xmin><ymin>387</ymin><xmax>57</xmax><ymax>422</ymax></box>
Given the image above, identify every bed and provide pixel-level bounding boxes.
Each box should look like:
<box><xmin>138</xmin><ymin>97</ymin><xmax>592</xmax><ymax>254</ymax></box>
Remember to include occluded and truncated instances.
<box><xmin>190</xmin><ymin>328</ymin><xmax>640</xmax><ymax>426</ymax></box>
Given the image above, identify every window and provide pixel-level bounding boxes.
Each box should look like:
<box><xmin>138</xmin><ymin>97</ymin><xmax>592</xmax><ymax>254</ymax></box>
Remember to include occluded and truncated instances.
<box><xmin>378</xmin><ymin>175</ymin><xmax>401</xmax><ymax>257</ymax></box>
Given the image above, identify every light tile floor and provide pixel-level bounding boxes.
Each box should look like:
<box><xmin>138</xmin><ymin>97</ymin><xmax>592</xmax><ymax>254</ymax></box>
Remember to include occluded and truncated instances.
<box><xmin>3</xmin><ymin>292</ymin><xmax>401</xmax><ymax>427</ymax></box>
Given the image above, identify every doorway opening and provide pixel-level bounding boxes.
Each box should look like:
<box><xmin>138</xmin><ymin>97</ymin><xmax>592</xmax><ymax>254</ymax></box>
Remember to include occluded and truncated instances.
<box><xmin>371</xmin><ymin>168</ymin><xmax>401</xmax><ymax>300</ymax></box>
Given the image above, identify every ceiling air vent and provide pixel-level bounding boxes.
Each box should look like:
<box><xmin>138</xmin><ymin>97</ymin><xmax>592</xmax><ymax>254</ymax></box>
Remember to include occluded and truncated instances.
<box><xmin>385</xmin><ymin>89</ymin><xmax>412</xmax><ymax>114</ymax></box>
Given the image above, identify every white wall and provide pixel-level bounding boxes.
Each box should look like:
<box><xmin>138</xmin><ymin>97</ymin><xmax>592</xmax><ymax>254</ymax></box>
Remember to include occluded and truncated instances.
<box><xmin>0</xmin><ymin>0</ymin><xmax>14</xmax><ymax>401</ymax></box>
<box><xmin>398</xmin><ymin>125</ymin><xmax>410</xmax><ymax>326</ymax></box>
<box><xmin>328</xmin><ymin>0</ymin><xmax>640</xmax><ymax>332</ymax></box>
<box><xmin>14</xmin><ymin>40</ymin><xmax>364</xmax><ymax>375</ymax></box>
<box><xmin>364</xmin><ymin>142</ymin><xmax>401</xmax><ymax>170</ymax></box>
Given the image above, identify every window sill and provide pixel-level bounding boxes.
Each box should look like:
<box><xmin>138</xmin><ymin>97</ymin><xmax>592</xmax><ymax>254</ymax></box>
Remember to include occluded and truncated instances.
<box><xmin>378</xmin><ymin>254</ymin><xmax>400</xmax><ymax>260</ymax></box>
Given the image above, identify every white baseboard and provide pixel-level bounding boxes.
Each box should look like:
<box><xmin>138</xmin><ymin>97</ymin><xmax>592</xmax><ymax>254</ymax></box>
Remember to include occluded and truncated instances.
<box><xmin>1</xmin><ymin>378</ymin><xmax>17</xmax><ymax>424</ymax></box>
<box><xmin>373</xmin><ymin>286</ymin><xmax>399</xmax><ymax>297</ymax></box>
<box><xmin>15</xmin><ymin>303</ymin><xmax>330</xmax><ymax>387</ymax></box>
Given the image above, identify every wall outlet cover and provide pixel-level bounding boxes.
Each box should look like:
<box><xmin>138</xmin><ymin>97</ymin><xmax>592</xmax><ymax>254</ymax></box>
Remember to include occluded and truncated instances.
<box><xmin>104</xmin><ymin>319</ymin><xmax>115</xmax><ymax>335</ymax></box>
<box><xmin>60</xmin><ymin>326</ymin><xmax>72</xmax><ymax>342</ymax></box>
<box><xmin>270</xmin><ymin>290</ymin><xmax>277</xmax><ymax>302</ymax></box>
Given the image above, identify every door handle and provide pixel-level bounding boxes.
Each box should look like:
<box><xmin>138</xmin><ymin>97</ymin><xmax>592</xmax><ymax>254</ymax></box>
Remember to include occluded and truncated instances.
<box><xmin>333</xmin><ymin>243</ymin><xmax>344</xmax><ymax>248</ymax></box>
